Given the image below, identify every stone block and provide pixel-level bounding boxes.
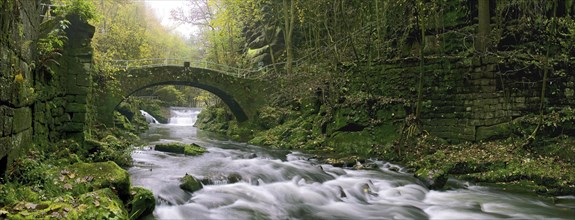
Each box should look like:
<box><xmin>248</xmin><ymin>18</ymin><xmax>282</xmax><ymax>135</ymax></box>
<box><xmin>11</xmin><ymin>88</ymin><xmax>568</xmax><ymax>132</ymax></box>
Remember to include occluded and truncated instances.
<box><xmin>72</xmin><ymin>113</ymin><xmax>86</xmax><ymax>122</ymax></box>
<box><xmin>3</xmin><ymin>116</ymin><xmax>13</xmax><ymax>136</ymax></box>
<box><xmin>480</xmin><ymin>79</ymin><xmax>491</xmax><ymax>86</ymax></box>
<box><xmin>62</xmin><ymin>122</ymin><xmax>84</xmax><ymax>132</ymax></box>
<box><xmin>76</xmin><ymin>74</ymin><xmax>91</xmax><ymax>87</ymax></box>
<box><xmin>0</xmin><ymin>107</ymin><xmax>4</xmax><ymax>137</ymax></box>
<box><xmin>35</xmin><ymin>121</ymin><xmax>48</xmax><ymax>137</ymax></box>
<box><xmin>66</xmin><ymin>103</ymin><xmax>86</xmax><ymax>113</ymax></box>
<box><xmin>472</xmin><ymin>57</ymin><xmax>482</xmax><ymax>67</ymax></box>
<box><xmin>64</xmin><ymin>132</ymin><xmax>84</xmax><ymax>141</ymax></box>
<box><xmin>483</xmin><ymin>56</ymin><xmax>499</xmax><ymax>64</ymax></box>
<box><xmin>38</xmin><ymin>102</ymin><xmax>46</xmax><ymax>112</ymax></box>
<box><xmin>12</xmin><ymin>107</ymin><xmax>31</xmax><ymax>133</ymax></box>
<box><xmin>59</xmin><ymin>113</ymin><xmax>71</xmax><ymax>123</ymax></box>
<box><xmin>486</xmin><ymin>64</ymin><xmax>497</xmax><ymax>72</ymax></box>
<box><xmin>35</xmin><ymin>110</ymin><xmax>46</xmax><ymax>124</ymax></box>
<box><xmin>0</xmin><ymin>136</ymin><xmax>11</xmax><ymax>157</ymax></box>
<box><xmin>53</xmin><ymin>106</ymin><xmax>64</xmax><ymax>117</ymax></box>
<box><xmin>65</xmin><ymin>95</ymin><xmax>86</xmax><ymax>104</ymax></box>
<box><xmin>476</xmin><ymin>122</ymin><xmax>512</xmax><ymax>141</ymax></box>
<box><xmin>68</xmin><ymin>85</ymin><xmax>89</xmax><ymax>95</ymax></box>
<box><xmin>75</xmin><ymin>95</ymin><xmax>88</xmax><ymax>104</ymax></box>
<box><xmin>49</xmin><ymin>131</ymin><xmax>60</xmax><ymax>141</ymax></box>
<box><xmin>515</xmin><ymin>97</ymin><xmax>526</xmax><ymax>103</ymax></box>
<box><xmin>11</xmin><ymin>128</ymin><xmax>32</xmax><ymax>150</ymax></box>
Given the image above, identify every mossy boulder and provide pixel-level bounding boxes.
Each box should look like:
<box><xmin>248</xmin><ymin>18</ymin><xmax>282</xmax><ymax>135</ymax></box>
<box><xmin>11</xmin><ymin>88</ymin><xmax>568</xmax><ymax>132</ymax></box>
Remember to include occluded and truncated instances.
<box><xmin>2</xmin><ymin>188</ymin><xmax>128</xmax><ymax>219</ymax></box>
<box><xmin>415</xmin><ymin>167</ymin><xmax>448</xmax><ymax>190</ymax></box>
<box><xmin>114</xmin><ymin>111</ymin><xmax>136</xmax><ymax>131</ymax></box>
<box><xmin>180</xmin><ymin>174</ymin><xmax>203</xmax><ymax>192</ymax></box>
<box><xmin>50</xmin><ymin>161</ymin><xmax>131</xmax><ymax>202</ymax></box>
<box><xmin>155</xmin><ymin>142</ymin><xmax>207</xmax><ymax>156</ymax></box>
<box><xmin>128</xmin><ymin>187</ymin><xmax>155</xmax><ymax>220</ymax></box>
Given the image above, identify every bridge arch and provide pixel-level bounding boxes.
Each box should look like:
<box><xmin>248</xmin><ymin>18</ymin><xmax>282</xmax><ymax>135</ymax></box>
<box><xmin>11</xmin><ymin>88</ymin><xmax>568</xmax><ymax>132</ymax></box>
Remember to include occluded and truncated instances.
<box><xmin>120</xmin><ymin>81</ymin><xmax>247</xmax><ymax>121</ymax></box>
<box><xmin>99</xmin><ymin>64</ymin><xmax>270</xmax><ymax>125</ymax></box>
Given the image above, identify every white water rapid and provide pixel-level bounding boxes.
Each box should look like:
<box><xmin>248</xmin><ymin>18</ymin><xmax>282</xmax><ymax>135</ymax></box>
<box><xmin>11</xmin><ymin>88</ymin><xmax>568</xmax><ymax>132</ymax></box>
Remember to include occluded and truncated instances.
<box><xmin>140</xmin><ymin>110</ymin><xmax>159</xmax><ymax>124</ymax></box>
<box><xmin>168</xmin><ymin>107</ymin><xmax>201</xmax><ymax>126</ymax></box>
<box><xmin>129</xmin><ymin>108</ymin><xmax>575</xmax><ymax>219</ymax></box>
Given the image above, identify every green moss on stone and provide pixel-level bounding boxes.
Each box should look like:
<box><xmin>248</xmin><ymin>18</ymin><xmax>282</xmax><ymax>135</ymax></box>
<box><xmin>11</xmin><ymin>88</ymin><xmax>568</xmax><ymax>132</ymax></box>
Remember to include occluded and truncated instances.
<box><xmin>2</xmin><ymin>188</ymin><xmax>128</xmax><ymax>220</ymax></box>
<box><xmin>128</xmin><ymin>187</ymin><xmax>155</xmax><ymax>220</ymax></box>
<box><xmin>50</xmin><ymin>161</ymin><xmax>131</xmax><ymax>201</ymax></box>
<box><xmin>180</xmin><ymin>174</ymin><xmax>203</xmax><ymax>192</ymax></box>
<box><xmin>155</xmin><ymin>142</ymin><xmax>207</xmax><ymax>156</ymax></box>
<box><xmin>12</xmin><ymin>107</ymin><xmax>31</xmax><ymax>133</ymax></box>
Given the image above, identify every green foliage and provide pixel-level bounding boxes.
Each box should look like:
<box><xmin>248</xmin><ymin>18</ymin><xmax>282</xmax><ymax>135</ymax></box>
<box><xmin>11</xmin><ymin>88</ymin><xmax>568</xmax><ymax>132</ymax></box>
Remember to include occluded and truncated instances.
<box><xmin>90</xmin><ymin>0</ymin><xmax>195</xmax><ymax>101</ymax></box>
<box><xmin>85</xmin><ymin>136</ymin><xmax>133</xmax><ymax>167</ymax></box>
<box><xmin>153</xmin><ymin>85</ymin><xmax>185</xmax><ymax>106</ymax></box>
<box><xmin>54</xmin><ymin>0</ymin><xmax>98</xmax><ymax>22</ymax></box>
<box><xmin>4</xmin><ymin>151</ymin><xmax>51</xmax><ymax>190</ymax></box>
<box><xmin>36</xmin><ymin>0</ymin><xmax>96</xmax><ymax>72</ymax></box>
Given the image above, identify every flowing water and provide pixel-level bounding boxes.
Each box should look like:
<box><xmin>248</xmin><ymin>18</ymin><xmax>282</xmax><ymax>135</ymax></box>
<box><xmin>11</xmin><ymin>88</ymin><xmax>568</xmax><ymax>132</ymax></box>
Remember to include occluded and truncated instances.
<box><xmin>140</xmin><ymin>110</ymin><xmax>159</xmax><ymax>124</ymax></box>
<box><xmin>129</xmin><ymin>108</ymin><xmax>575</xmax><ymax>219</ymax></box>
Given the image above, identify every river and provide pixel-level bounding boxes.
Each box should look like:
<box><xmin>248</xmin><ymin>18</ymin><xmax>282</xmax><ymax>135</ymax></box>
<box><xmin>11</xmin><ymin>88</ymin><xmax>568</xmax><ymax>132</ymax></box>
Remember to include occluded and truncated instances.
<box><xmin>129</xmin><ymin>107</ymin><xmax>575</xmax><ymax>219</ymax></box>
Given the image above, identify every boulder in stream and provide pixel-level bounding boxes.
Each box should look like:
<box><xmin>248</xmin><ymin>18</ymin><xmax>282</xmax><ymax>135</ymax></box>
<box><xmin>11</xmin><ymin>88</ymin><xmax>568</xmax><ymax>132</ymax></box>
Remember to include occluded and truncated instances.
<box><xmin>155</xmin><ymin>142</ymin><xmax>207</xmax><ymax>156</ymax></box>
<box><xmin>128</xmin><ymin>187</ymin><xmax>155</xmax><ymax>220</ymax></box>
<box><xmin>415</xmin><ymin>168</ymin><xmax>448</xmax><ymax>190</ymax></box>
<box><xmin>180</xmin><ymin>174</ymin><xmax>203</xmax><ymax>192</ymax></box>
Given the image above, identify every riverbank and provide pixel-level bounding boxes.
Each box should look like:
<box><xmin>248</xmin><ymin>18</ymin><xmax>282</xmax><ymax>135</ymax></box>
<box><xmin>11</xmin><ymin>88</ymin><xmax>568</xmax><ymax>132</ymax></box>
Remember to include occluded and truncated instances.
<box><xmin>196</xmin><ymin>105</ymin><xmax>575</xmax><ymax>196</ymax></box>
<box><xmin>0</xmin><ymin>113</ymin><xmax>154</xmax><ymax>219</ymax></box>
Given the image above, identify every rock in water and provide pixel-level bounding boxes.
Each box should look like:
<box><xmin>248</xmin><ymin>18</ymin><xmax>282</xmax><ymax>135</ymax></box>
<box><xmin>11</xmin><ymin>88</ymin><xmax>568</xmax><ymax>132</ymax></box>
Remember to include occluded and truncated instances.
<box><xmin>415</xmin><ymin>168</ymin><xmax>448</xmax><ymax>190</ymax></box>
<box><xmin>227</xmin><ymin>173</ymin><xmax>242</xmax><ymax>184</ymax></box>
<box><xmin>180</xmin><ymin>174</ymin><xmax>203</xmax><ymax>192</ymax></box>
<box><xmin>155</xmin><ymin>142</ymin><xmax>207</xmax><ymax>156</ymax></box>
<box><xmin>128</xmin><ymin>187</ymin><xmax>155</xmax><ymax>220</ymax></box>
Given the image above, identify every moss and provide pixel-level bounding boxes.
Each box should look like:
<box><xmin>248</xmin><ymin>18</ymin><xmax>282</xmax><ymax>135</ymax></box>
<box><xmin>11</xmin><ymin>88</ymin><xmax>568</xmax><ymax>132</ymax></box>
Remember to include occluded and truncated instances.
<box><xmin>155</xmin><ymin>142</ymin><xmax>207</xmax><ymax>156</ymax></box>
<box><xmin>113</xmin><ymin>111</ymin><xmax>136</xmax><ymax>131</ymax></box>
<box><xmin>0</xmin><ymin>183</ymin><xmax>40</xmax><ymax>206</ymax></box>
<box><xmin>180</xmin><ymin>174</ymin><xmax>203</xmax><ymax>192</ymax></box>
<box><xmin>50</xmin><ymin>161</ymin><xmax>131</xmax><ymax>202</ymax></box>
<box><xmin>2</xmin><ymin>188</ymin><xmax>128</xmax><ymax>219</ymax></box>
<box><xmin>128</xmin><ymin>187</ymin><xmax>155</xmax><ymax>220</ymax></box>
<box><xmin>414</xmin><ymin>167</ymin><xmax>448</xmax><ymax>190</ymax></box>
<box><xmin>83</xmin><ymin>138</ymin><xmax>133</xmax><ymax>167</ymax></box>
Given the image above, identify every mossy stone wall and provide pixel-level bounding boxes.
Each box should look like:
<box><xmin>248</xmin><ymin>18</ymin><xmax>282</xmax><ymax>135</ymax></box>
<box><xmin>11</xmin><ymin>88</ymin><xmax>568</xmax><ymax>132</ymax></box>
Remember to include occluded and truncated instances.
<box><xmin>0</xmin><ymin>8</ymin><xmax>94</xmax><ymax>176</ymax></box>
<box><xmin>352</xmin><ymin>54</ymin><xmax>572</xmax><ymax>143</ymax></box>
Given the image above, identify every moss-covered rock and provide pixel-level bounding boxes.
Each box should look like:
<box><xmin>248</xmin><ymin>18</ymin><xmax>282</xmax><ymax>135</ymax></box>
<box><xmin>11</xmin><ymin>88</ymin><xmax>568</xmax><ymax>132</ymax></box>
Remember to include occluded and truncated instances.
<box><xmin>1</xmin><ymin>188</ymin><xmax>128</xmax><ymax>219</ymax></box>
<box><xmin>415</xmin><ymin>167</ymin><xmax>448</xmax><ymax>190</ymax></box>
<box><xmin>50</xmin><ymin>161</ymin><xmax>131</xmax><ymax>202</ymax></box>
<box><xmin>180</xmin><ymin>174</ymin><xmax>203</xmax><ymax>192</ymax></box>
<box><xmin>114</xmin><ymin>111</ymin><xmax>136</xmax><ymax>131</ymax></box>
<box><xmin>155</xmin><ymin>142</ymin><xmax>207</xmax><ymax>156</ymax></box>
<box><xmin>128</xmin><ymin>187</ymin><xmax>155</xmax><ymax>220</ymax></box>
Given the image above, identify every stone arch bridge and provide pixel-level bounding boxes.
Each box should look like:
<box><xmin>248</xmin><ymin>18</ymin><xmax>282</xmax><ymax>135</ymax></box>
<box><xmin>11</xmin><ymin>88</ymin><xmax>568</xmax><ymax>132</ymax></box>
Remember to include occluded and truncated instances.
<box><xmin>101</xmin><ymin>60</ymin><xmax>271</xmax><ymax>124</ymax></box>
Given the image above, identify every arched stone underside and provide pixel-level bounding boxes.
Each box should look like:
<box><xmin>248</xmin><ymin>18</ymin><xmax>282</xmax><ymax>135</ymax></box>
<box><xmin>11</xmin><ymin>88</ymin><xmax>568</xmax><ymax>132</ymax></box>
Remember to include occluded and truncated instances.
<box><xmin>122</xmin><ymin>81</ymin><xmax>248</xmax><ymax>121</ymax></box>
<box><xmin>110</xmin><ymin>65</ymin><xmax>270</xmax><ymax>123</ymax></box>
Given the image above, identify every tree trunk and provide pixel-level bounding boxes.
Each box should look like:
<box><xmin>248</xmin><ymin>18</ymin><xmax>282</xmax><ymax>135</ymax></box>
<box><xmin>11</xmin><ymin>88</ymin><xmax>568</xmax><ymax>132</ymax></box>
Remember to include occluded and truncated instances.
<box><xmin>283</xmin><ymin>0</ymin><xmax>295</xmax><ymax>75</ymax></box>
<box><xmin>477</xmin><ymin>0</ymin><xmax>490</xmax><ymax>52</ymax></box>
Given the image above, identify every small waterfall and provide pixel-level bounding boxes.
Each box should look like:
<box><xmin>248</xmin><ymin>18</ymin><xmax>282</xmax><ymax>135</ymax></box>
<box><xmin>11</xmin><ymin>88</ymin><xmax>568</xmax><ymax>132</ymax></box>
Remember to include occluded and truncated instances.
<box><xmin>168</xmin><ymin>107</ymin><xmax>202</xmax><ymax>126</ymax></box>
<box><xmin>140</xmin><ymin>110</ymin><xmax>159</xmax><ymax>124</ymax></box>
